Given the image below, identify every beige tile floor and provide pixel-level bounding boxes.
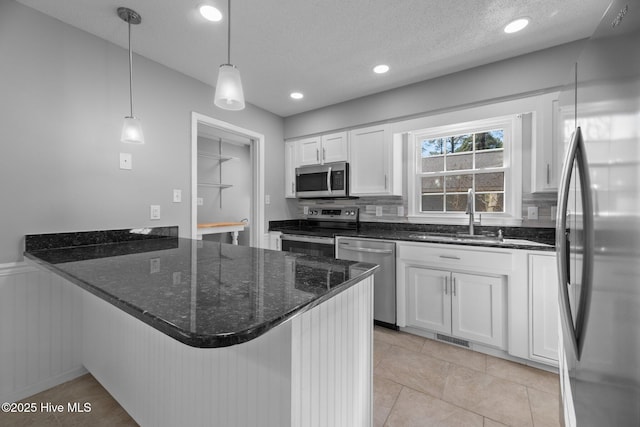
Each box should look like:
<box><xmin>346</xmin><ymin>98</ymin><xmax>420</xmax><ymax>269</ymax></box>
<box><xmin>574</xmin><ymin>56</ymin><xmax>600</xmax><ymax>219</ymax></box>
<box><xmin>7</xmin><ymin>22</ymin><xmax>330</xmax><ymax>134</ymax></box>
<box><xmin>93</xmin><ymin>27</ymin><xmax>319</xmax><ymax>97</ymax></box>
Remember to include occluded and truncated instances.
<box><xmin>1</xmin><ymin>327</ymin><xmax>560</xmax><ymax>427</ymax></box>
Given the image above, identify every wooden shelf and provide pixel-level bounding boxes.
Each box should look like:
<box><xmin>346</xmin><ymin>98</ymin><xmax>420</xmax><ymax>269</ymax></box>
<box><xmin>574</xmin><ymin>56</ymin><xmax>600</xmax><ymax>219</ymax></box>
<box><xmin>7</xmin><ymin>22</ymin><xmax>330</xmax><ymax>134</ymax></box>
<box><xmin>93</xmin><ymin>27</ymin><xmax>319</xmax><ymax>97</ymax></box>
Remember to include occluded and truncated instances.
<box><xmin>198</xmin><ymin>182</ymin><xmax>232</xmax><ymax>189</ymax></box>
<box><xmin>197</xmin><ymin>152</ymin><xmax>236</xmax><ymax>162</ymax></box>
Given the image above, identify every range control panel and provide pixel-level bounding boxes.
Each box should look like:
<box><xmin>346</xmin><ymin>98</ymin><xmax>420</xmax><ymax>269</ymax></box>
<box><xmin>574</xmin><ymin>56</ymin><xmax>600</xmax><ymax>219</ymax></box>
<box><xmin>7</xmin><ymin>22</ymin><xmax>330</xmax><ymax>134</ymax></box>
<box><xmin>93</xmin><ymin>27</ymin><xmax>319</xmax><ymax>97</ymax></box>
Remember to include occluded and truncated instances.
<box><xmin>304</xmin><ymin>206</ymin><xmax>359</xmax><ymax>221</ymax></box>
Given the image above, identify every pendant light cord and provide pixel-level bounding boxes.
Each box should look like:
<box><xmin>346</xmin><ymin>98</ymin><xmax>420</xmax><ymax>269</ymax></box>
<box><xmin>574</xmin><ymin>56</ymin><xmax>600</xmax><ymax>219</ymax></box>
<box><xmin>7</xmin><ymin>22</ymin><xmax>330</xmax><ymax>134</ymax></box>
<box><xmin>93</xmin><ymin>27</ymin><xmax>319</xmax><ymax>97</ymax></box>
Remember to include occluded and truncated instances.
<box><xmin>227</xmin><ymin>0</ymin><xmax>231</xmax><ymax>65</ymax></box>
<box><xmin>128</xmin><ymin>17</ymin><xmax>134</xmax><ymax>117</ymax></box>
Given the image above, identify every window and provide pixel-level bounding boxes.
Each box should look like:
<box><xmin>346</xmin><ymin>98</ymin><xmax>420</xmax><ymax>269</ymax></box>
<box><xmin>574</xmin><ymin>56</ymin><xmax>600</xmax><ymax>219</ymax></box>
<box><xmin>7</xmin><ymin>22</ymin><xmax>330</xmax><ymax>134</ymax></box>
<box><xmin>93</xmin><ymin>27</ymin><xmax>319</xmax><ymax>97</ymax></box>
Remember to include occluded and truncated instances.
<box><xmin>408</xmin><ymin>115</ymin><xmax>522</xmax><ymax>224</ymax></box>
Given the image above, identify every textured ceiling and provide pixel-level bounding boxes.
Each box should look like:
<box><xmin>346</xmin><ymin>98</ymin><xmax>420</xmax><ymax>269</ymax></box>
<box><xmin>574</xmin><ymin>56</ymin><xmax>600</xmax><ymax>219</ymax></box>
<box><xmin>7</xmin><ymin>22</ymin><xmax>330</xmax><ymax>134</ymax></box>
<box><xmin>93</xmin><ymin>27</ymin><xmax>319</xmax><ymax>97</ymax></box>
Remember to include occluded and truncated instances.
<box><xmin>16</xmin><ymin>0</ymin><xmax>608</xmax><ymax>117</ymax></box>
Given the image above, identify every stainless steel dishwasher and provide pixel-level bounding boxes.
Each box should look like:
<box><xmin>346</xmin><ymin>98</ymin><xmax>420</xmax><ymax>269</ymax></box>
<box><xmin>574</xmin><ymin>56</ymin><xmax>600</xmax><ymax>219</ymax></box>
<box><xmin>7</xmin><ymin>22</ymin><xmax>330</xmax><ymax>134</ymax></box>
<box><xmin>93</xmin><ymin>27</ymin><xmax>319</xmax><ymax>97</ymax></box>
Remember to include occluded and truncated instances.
<box><xmin>335</xmin><ymin>237</ymin><xmax>396</xmax><ymax>329</ymax></box>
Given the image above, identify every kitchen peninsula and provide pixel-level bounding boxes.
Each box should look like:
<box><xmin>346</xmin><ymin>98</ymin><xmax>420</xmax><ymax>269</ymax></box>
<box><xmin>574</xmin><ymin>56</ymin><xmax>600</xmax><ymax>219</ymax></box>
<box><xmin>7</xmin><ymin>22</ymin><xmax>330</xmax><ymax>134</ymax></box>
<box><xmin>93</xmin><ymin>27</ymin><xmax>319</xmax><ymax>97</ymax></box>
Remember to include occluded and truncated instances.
<box><xmin>24</xmin><ymin>227</ymin><xmax>377</xmax><ymax>427</ymax></box>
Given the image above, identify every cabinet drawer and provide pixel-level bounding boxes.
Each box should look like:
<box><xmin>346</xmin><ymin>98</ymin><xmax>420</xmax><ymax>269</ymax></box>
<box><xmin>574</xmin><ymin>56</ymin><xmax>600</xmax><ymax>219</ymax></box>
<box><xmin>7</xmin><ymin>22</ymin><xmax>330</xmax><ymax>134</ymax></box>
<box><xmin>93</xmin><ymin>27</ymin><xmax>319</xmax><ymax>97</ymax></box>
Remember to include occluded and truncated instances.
<box><xmin>397</xmin><ymin>242</ymin><xmax>512</xmax><ymax>273</ymax></box>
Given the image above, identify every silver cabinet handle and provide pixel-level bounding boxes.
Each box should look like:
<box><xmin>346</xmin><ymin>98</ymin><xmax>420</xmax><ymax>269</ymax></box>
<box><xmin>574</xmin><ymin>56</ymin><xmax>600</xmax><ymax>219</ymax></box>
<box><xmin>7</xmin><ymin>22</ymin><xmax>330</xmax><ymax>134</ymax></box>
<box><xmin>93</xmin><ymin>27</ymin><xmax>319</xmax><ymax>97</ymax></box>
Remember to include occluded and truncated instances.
<box><xmin>439</xmin><ymin>255</ymin><xmax>460</xmax><ymax>260</ymax></box>
<box><xmin>546</xmin><ymin>163</ymin><xmax>551</xmax><ymax>185</ymax></box>
<box><xmin>556</xmin><ymin>126</ymin><xmax>594</xmax><ymax>360</ymax></box>
<box><xmin>316</xmin><ymin>148</ymin><xmax>319</xmax><ymax>162</ymax></box>
<box><xmin>452</xmin><ymin>277</ymin><xmax>457</xmax><ymax>296</ymax></box>
<box><xmin>384</xmin><ymin>174</ymin><xmax>388</xmax><ymax>190</ymax></box>
<box><xmin>338</xmin><ymin>243</ymin><xmax>393</xmax><ymax>254</ymax></box>
<box><xmin>443</xmin><ymin>276</ymin><xmax>448</xmax><ymax>295</ymax></box>
<box><xmin>291</xmin><ymin>182</ymin><xmax>294</xmax><ymax>194</ymax></box>
<box><xmin>323</xmin><ymin>147</ymin><xmax>326</xmax><ymax>161</ymax></box>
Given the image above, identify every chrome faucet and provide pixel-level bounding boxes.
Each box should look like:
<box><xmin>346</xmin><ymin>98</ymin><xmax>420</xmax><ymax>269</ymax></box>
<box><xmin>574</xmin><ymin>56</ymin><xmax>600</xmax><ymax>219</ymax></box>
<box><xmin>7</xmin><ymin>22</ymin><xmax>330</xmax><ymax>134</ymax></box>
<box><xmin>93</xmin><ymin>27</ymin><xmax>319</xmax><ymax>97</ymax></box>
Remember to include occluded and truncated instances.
<box><xmin>466</xmin><ymin>188</ymin><xmax>475</xmax><ymax>235</ymax></box>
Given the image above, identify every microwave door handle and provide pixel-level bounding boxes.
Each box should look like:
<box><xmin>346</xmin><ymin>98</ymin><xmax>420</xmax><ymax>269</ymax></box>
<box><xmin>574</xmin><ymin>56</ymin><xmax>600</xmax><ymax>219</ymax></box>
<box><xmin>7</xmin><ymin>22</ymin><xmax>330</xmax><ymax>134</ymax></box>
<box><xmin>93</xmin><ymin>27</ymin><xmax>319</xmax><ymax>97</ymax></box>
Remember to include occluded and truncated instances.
<box><xmin>326</xmin><ymin>166</ymin><xmax>332</xmax><ymax>194</ymax></box>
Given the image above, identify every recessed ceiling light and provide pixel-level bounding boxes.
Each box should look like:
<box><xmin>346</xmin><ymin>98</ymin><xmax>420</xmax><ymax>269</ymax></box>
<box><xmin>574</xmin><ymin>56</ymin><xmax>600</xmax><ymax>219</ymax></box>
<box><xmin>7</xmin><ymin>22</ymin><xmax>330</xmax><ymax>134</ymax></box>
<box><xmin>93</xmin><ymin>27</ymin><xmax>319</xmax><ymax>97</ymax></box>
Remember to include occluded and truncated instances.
<box><xmin>504</xmin><ymin>18</ymin><xmax>529</xmax><ymax>34</ymax></box>
<box><xmin>373</xmin><ymin>64</ymin><xmax>390</xmax><ymax>74</ymax></box>
<box><xmin>290</xmin><ymin>92</ymin><xmax>304</xmax><ymax>100</ymax></box>
<box><xmin>199</xmin><ymin>5</ymin><xmax>222</xmax><ymax>22</ymax></box>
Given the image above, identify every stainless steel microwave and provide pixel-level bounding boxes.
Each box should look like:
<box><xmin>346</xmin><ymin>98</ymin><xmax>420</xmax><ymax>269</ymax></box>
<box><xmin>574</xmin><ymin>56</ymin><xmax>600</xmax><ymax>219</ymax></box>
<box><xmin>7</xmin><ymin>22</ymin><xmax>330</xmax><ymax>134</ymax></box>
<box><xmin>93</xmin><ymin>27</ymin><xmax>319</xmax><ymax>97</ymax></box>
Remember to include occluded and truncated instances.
<box><xmin>295</xmin><ymin>161</ymin><xmax>349</xmax><ymax>198</ymax></box>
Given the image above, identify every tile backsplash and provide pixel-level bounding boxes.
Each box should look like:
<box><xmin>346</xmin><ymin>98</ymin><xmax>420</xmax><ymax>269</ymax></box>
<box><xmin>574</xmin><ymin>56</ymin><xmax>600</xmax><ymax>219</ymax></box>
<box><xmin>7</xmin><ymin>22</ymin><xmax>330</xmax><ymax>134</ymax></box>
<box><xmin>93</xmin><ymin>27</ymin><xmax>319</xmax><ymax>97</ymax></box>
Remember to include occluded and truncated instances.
<box><xmin>293</xmin><ymin>191</ymin><xmax>557</xmax><ymax>228</ymax></box>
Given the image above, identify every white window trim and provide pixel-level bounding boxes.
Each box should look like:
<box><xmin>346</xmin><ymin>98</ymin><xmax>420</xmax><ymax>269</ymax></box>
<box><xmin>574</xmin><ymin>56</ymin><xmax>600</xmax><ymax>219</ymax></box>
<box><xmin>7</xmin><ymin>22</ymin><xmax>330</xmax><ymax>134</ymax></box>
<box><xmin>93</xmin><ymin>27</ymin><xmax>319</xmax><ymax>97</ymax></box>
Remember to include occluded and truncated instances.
<box><xmin>407</xmin><ymin>114</ymin><xmax>523</xmax><ymax>226</ymax></box>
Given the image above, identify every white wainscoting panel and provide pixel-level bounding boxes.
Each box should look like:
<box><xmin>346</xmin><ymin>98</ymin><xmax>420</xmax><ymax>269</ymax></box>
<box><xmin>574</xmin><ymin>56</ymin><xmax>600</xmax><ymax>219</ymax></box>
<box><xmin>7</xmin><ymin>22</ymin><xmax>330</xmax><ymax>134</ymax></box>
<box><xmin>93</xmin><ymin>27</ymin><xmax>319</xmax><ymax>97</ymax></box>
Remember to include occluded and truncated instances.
<box><xmin>82</xmin><ymin>275</ymin><xmax>373</xmax><ymax>427</ymax></box>
<box><xmin>0</xmin><ymin>263</ymin><xmax>85</xmax><ymax>403</ymax></box>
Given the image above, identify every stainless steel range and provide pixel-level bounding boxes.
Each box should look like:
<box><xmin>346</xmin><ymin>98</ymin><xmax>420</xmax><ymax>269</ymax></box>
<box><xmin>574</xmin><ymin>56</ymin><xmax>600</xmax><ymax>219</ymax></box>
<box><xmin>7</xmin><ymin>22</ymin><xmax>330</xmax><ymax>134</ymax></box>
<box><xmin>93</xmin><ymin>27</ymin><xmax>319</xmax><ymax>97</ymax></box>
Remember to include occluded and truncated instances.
<box><xmin>279</xmin><ymin>206</ymin><xmax>398</xmax><ymax>329</ymax></box>
<box><xmin>279</xmin><ymin>206</ymin><xmax>359</xmax><ymax>258</ymax></box>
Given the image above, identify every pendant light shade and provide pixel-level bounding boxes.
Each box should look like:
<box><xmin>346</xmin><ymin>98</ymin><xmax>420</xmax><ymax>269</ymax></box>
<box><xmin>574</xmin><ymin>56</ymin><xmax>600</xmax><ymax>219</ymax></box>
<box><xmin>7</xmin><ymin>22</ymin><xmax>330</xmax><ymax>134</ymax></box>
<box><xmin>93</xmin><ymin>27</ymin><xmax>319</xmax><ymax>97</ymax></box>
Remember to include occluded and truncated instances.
<box><xmin>214</xmin><ymin>0</ymin><xmax>245</xmax><ymax>111</ymax></box>
<box><xmin>214</xmin><ymin>64</ymin><xmax>245</xmax><ymax>110</ymax></box>
<box><xmin>118</xmin><ymin>7</ymin><xmax>145</xmax><ymax>143</ymax></box>
<box><xmin>121</xmin><ymin>116</ymin><xmax>144</xmax><ymax>143</ymax></box>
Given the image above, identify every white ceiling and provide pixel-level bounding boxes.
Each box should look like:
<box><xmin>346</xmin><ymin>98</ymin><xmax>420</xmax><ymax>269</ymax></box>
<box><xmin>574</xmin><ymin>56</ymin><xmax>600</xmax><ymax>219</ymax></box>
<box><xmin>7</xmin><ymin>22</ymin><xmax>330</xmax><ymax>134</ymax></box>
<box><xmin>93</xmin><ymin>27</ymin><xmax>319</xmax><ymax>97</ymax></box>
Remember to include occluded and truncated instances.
<box><xmin>16</xmin><ymin>0</ymin><xmax>608</xmax><ymax>117</ymax></box>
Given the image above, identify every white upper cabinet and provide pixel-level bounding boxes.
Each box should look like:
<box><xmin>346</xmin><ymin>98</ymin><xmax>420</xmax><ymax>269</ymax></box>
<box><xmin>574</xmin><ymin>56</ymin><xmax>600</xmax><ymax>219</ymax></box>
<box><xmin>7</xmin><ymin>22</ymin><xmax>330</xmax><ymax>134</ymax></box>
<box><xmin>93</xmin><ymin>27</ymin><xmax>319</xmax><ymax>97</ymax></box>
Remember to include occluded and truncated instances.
<box><xmin>285</xmin><ymin>140</ymin><xmax>297</xmax><ymax>198</ymax></box>
<box><xmin>531</xmin><ymin>92</ymin><xmax>561</xmax><ymax>193</ymax></box>
<box><xmin>349</xmin><ymin>124</ymin><xmax>401</xmax><ymax>196</ymax></box>
<box><xmin>295</xmin><ymin>132</ymin><xmax>348</xmax><ymax>166</ymax></box>
<box><xmin>296</xmin><ymin>136</ymin><xmax>322</xmax><ymax>166</ymax></box>
<box><xmin>321</xmin><ymin>131</ymin><xmax>349</xmax><ymax>164</ymax></box>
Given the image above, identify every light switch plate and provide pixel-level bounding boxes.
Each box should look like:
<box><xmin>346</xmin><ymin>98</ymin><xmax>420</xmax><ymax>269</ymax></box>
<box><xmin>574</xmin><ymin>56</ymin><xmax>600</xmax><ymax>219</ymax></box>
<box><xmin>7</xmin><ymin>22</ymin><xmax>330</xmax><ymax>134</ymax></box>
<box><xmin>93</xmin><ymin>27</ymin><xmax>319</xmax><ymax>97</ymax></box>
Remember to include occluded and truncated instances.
<box><xmin>173</xmin><ymin>189</ymin><xmax>182</xmax><ymax>203</ymax></box>
<box><xmin>265</xmin><ymin>194</ymin><xmax>271</xmax><ymax>205</ymax></box>
<box><xmin>149</xmin><ymin>258</ymin><xmax>160</xmax><ymax>274</ymax></box>
<box><xmin>397</xmin><ymin>206</ymin><xmax>405</xmax><ymax>217</ymax></box>
<box><xmin>150</xmin><ymin>205</ymin><xmax>161</xmax><ymax>220</ymax></box>
<box><xmin>197</xmin><ymin>197</ymin><xmax>204</xmax><ymax>206</ymax></box>
<box><xmin>527</xmin><ymin>206</ymin><xmax>539</xmax><ymax>220</ymax></box>
<box><xmin>375</xmin><ymin>206</ymin><xmax>383</xmax><ymax>216</ymax></box>
<box><xmin>119</xmin><ymin>153</ymin><xmax>132</xmax><ymax>170</ymax></box>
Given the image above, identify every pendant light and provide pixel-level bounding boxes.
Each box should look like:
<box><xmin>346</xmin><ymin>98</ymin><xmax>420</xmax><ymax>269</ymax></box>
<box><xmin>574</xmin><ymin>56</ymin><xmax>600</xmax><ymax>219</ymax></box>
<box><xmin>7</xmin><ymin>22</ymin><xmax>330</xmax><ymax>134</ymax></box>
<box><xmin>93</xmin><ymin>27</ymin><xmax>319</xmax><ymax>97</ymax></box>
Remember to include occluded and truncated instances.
<box><xmin>118</xmin><ymin>7</ymin><xmax>145</xmax><ymax>143</ymax></box>
<box><xmin>214</xmin><ymin>0</ymin><xmax>245</xmax><ymax>110</ymax></box>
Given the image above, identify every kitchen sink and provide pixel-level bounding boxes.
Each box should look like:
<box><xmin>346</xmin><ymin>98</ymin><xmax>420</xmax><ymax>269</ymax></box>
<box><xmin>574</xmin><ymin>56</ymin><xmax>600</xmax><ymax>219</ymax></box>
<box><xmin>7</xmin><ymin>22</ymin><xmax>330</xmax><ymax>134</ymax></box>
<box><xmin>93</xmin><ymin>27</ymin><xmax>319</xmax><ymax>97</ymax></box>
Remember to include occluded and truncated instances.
<box><xmin>408</xmin><ymin>232</ymin><xmax>504</xmax><ymax>244</ymax></box>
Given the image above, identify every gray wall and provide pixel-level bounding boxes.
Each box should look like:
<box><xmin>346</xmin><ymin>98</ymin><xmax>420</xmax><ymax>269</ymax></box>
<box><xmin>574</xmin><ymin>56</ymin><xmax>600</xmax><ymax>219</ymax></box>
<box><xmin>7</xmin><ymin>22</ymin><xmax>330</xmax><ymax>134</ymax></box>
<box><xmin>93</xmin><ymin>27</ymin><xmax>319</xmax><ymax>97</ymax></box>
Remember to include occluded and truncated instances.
<box><xmin>0</xmin><ymin>0</ymin><xmax>287</xmax><ymax>263</ymax></box>
<box><xmin>283</xmin><ymin>40</ymin><xmax>585</xmax><ymax>139</ymax></box>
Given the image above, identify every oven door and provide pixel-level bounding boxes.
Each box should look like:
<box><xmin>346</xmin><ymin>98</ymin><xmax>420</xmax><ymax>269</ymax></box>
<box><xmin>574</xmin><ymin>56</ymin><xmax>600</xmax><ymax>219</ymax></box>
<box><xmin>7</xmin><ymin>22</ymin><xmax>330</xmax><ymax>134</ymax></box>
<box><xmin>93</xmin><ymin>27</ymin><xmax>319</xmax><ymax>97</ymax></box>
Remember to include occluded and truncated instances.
<box><xmin>280</xmin><ymin>234</ymin><xmax>335</xmax><ymax>258</ymax></box>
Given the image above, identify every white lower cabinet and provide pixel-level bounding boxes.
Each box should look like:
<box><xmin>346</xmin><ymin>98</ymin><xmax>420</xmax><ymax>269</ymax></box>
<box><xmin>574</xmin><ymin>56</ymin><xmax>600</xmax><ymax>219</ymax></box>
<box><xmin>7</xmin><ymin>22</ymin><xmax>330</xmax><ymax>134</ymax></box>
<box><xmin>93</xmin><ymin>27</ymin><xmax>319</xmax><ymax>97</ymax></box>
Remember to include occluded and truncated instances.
<box><xmin>398</xmin><ymin>242</ymin><xmax>508</xmax><ymax>350</ymax></box>
<box><xmin>529</xmin><ymin>253</ymin><xmax>559</xmax><ymax>363</ymax></box>
<box><xmin>405</xmin><ymin>265</ymin><xmax>505</xmax><ymax>349</ymax></box>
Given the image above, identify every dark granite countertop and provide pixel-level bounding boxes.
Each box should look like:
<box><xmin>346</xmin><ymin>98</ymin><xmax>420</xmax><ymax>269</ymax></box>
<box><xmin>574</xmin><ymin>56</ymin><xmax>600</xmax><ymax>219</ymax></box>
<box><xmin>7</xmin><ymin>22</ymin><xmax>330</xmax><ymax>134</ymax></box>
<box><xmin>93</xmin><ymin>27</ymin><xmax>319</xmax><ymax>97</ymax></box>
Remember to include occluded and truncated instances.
<box><xmin>270</xmin><ymin>221</ymin><xmax>556</xmax><ymax>252</ymax></box>
<box><xmin>24</xmin><ymin>227</ymin><xmax>378</xmax><ymax>348</ymax></box>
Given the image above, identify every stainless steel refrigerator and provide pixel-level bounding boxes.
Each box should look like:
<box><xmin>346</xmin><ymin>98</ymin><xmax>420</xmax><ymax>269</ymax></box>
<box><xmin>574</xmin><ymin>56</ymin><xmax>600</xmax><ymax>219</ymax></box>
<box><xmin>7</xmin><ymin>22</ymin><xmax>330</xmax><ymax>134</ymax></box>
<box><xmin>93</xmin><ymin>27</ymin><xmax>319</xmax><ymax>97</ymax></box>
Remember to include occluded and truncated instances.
<box><xmin>556</xmin><ymin>0</ymin><xmax>640</xmax><ymax>425</ymax></box>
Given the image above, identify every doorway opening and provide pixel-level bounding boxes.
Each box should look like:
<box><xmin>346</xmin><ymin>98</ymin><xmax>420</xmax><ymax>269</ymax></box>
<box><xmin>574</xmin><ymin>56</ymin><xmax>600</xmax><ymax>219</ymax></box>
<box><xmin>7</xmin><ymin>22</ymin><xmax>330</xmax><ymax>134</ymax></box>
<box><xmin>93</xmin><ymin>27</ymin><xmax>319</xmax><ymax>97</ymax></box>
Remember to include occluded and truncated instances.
<box><xmin>190</xmin><ymin>112</ymin><xmax>265</xmax><ymax>247</ymax></box>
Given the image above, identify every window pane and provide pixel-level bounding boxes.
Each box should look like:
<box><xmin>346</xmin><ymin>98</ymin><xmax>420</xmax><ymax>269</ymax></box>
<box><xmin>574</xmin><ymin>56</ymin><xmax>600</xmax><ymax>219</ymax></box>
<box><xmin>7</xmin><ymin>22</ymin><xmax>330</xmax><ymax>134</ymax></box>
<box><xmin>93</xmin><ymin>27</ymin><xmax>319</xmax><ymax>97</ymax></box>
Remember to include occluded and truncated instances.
<box><xmin>421</xmin><ymin>138</ymin><xmax>447</xmax><ymax>157</ymax></box>
<box><xmin>421</xmin><ymin>155</ymin><xmax>444</xmax><ymax>172</ymax></box>
<box><xmin>445</xmin><ymin>194</ymin><xmax>468</xmax><ymax>212</ymax></box>
<box><xmin>445</xmin><ymin>174</ymin><xmax>473</xmax><ymax>193</ymax></box>
<box><xmin>476</xmin><ymin>172</ymin><xmax>504</xmax><ymax>192</ymax></box>
<box><xmin>446</xmin><ymin>152</ymin><xmax>473</xmax><ymax>171</ymax></box>
<box><xmin>421</xmin><ymin>176</ymin><xmax>444</xmax><ymax>193</ymax></box>
<box><xmin>475</xmin><ymin>193</ymin><xmax>504</xmax><ymax>212</ymax></box>
<box><xmin>476</xmin><ymin>150</ymin><xmax>503</xmax><ymax>168</ymax></box>
<box><xmin>475</xmin><ymin>130</ymin><xmax>504</xmax><ymax>150</ymax></box>
<box><xmin>421</xmin><ymin>195</ymin><xmax>443</xmax><ymax>211</ymax></box>
<box><xmin>450</xmin><ymin>134</ymin><xmax>472</xmax><ymax>153</ymax></box>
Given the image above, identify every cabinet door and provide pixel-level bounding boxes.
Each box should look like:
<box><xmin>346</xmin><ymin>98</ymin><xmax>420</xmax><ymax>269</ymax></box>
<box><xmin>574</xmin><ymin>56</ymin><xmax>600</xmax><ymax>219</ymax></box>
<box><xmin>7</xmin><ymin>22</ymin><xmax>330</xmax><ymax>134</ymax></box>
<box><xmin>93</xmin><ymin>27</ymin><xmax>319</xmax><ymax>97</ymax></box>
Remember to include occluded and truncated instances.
<box><xmin>531</xmin><ymin>92</ymin><xmax>560</xmax><ymax>193</ymax></box>
<box><xmin>296</xmin><ymin>136</ymin><xmax>322</xmax><ymax>166</ymax></box>
<box><xmin>349</xmin><ymin>124</ymin><xmax>395</xmax><ymax>196</ymax></box>
<box><xmin>529</xmin><ymin>254</ymin><xmax>559</xmax><ymax>362</ymax></box>
<box><xmin>451</xmin><ymin>272</ymin><xmax>505</xmax><ymax>349</ymax></box>
<box><xmin>405</xmin><ymin>266</ymin><xmax>451</xmax><ymax>334</ymax></box>
<box><xmin>321</xmin><ymin>131</ymin><xmax>349</xmax><ymax>163</ymax></box>
<box><xmin>285</xmin><ymin>141</ymin><xmax>297</xmax><ymax>198</ymax></box>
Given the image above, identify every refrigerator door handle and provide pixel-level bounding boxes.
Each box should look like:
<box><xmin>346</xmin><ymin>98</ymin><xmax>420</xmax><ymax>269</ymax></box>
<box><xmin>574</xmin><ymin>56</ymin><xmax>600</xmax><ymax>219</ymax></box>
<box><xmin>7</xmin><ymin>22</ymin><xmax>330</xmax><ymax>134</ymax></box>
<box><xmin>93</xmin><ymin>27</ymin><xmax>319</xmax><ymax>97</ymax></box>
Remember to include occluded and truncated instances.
<box><xmin>556</xmin><ymin>126</ymin><xmax>594</xmax><ymax>360</ymax></box>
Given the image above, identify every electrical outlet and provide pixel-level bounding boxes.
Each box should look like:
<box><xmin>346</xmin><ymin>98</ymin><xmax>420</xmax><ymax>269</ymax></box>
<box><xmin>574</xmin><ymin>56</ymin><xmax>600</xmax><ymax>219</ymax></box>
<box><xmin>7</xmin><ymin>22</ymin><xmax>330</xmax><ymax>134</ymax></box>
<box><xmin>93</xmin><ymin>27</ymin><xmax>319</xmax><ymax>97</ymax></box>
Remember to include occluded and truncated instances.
<box><xmin>197</xmin><ymin>197</ymin><xmax>204</xmax><ymax>206</ymax></box>
<box><xmin>527</xmin><ymin>206</ymin><xmax>539</xmax><ymax>220</ymax></box>
<box><xmin>397</xmin><ymin>206</ymin><xmax>405</xmax><ymax>217</ymax></box>
<box><xmin>172</xmin><ymin>272</ymin><xmax>182</xmax><ymax>285</ymax></box>
<box><xmin>303</xmin><ymin>206</ymin><xmax>309</xmax><ymax>214</ymax></box>
<box><xmin>119</xmin><ymin>153</ymin><xmax>132</xmax><ymax>170</ymax></box>
<box><xmin>149</xmin><ymin>258</ymin><xmax>160</xmax><ymax>274</ymax></box>
<box><xmin>150</xmin><ymin>205</ymin><xmax>161</xmax><ymax>220</ymax></box>
<box><xmin>173</xmin><ymin>189</ymin><xmax>181</xmax><ymax>203</ymax></box>
<box><xmin>551</xmin><ymin>206</ymin><xmax>557</xmax><ymax>220</ymax></box>
<box><xmin>265</xmin><ymin>194</ymin><xmax>271</xmax><ymax>205</ymax></box>
<box><xmin>375</xmin><ymin>206</ymin><xmax>383</xmax><ymax>217</ymax></box>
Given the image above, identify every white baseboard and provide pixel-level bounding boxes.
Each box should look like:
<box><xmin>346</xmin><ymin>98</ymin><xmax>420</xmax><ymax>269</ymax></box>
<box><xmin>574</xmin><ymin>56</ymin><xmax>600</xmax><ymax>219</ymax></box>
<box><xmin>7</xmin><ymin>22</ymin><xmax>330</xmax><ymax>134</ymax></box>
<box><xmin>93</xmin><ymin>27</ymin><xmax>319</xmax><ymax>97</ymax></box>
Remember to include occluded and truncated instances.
<box><xmin>1</xmin><ymin>366</ymin><xmax>88</xmax><ymax>404</ymax></box>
